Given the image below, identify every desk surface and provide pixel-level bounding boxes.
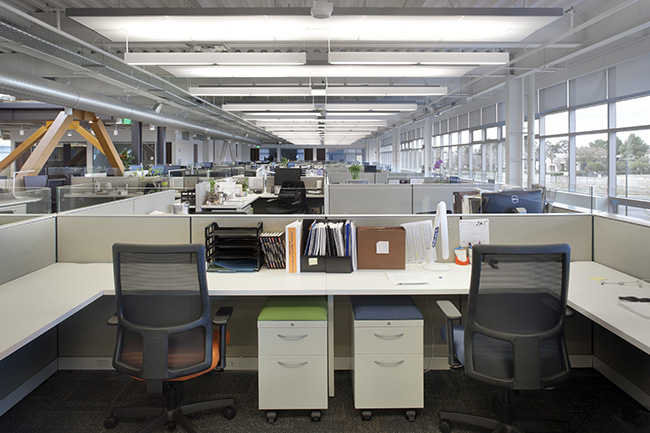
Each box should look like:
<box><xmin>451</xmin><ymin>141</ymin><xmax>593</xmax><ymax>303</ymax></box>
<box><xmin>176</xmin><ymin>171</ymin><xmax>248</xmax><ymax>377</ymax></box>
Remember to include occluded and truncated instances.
<box><xmin>2</xmin><ymin>261</ymin><xmax>650</xmax><ymax>362</ymax></box>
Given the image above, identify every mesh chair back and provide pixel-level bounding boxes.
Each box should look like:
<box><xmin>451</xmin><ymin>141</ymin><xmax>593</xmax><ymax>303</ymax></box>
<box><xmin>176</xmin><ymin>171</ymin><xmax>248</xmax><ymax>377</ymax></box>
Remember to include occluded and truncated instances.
<box><xmin>278</xmin><ymin>180</ymin><xmax>307</xmax><ymax>211</ymax></box>
<box><xmin>464</xmin><ymin>244</ymin><xmax>570</xmax><ymax>390</ymax></box>
<box><xmin>112</xmin><ymin>243</ymin><xmax>212</xmax><ymax>380</ymax></box>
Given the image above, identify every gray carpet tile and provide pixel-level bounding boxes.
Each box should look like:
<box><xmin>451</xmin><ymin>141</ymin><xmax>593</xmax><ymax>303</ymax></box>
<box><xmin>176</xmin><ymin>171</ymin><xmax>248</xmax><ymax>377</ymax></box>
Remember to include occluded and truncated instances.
<box><xmin>0</xmin><ymin>369</ymin><xmax>648</xmax><ymax>432</ymax></box>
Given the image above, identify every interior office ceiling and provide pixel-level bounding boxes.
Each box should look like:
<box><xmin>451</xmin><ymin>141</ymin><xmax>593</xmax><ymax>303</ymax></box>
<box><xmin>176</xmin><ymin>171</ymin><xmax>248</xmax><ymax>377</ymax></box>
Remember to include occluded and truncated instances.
<box><xmin>0</xmin><ymin>0</ymin><xmax>648</xmax><ymax>148</ymax></box>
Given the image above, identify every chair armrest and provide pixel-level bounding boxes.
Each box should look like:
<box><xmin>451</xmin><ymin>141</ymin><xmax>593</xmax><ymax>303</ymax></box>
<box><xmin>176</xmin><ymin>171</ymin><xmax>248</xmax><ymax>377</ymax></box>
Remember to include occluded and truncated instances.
<box><xmin>566</xmin><ymin>306</ymin><xmax>575</xmax><ymax>318</ymax></box>
<box><xmin>107</xmin><ymin>314</ymin><xmax>118</xmax><ymax>326</ymax></box>
<box><xmin>437</xmin><ymin>300</ymin><xmax>462</xmax><ymax>320</ymax></box>
<box><xmin>213</xmin><ymin>306</ymin><xmax>234</xmax><ymax>326</ymax></box>
<box><xmin>437</xmin><ymin>300</ymin><xmax>463</xmax><ymax>369</ymax></box>
<box><xmin>213</xmin><ymin>306</ymin><xmax>234</xmax><ymax>371</ymax></box>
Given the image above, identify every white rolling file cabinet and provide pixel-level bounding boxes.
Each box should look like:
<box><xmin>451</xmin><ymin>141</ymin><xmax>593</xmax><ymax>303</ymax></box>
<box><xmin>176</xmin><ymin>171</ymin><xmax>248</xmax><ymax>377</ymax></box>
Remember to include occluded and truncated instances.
<box><xmin>351</xmin><ymin>295</ymin><xmax>424</xmax><ymax>421</ymax></box>
<box><xmin>257</xmin><ymin>296</ymin><xmax>328</xmax><ymax>423</ymax></box>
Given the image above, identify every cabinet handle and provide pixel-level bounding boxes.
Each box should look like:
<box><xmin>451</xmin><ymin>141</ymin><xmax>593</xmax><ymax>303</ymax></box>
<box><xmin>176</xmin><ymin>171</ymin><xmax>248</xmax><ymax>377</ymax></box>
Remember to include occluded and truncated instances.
<box><xmin>374</xmin><ymin>360</ymin><xmax>405</xmax><ymax>367</ymax></box>
<box><xmin>277</xmin><ymin>333</ymin><xmax>308</xmax><ymax>340</ymax></box>
<box><xmin>277</xmin><ymin>360</ymin><xmax>308</xmax><ymax>367</ymax></box>
<box><xmin>374</xmin><ymin>332</ymin><xmax>405</xmax><ymax>339</ymax></box>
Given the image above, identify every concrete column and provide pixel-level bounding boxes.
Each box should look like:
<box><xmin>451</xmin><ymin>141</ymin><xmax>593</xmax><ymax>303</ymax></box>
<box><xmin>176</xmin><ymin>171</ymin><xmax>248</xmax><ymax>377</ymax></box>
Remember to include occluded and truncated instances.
<box><xmin>505</xmin><ymin>74</ymin><xmax>524</xmax><ymax>187</ymax></box>
<box><xmin>156</xmin><ymin>126</ymin><xmax>166</xmax><ymax>164</ymax></box>
<box><xmin>424</xmin><ymin>117</ymin><xmax>432</xmax><ymax>176</ymax></box>
<box><xmin>130</xmin><ymin>121</ymin><xmax>143</xmax><ymax>165</ymax></box>
<box><xmin>527</xmin><ymin>74</ymin><xmax>536</xmax><ymax>188</ymax></box>
<box><xmin>392</xmin><ymin>127</ymin><xmax>401</xmax><ymax>172</ymax></box>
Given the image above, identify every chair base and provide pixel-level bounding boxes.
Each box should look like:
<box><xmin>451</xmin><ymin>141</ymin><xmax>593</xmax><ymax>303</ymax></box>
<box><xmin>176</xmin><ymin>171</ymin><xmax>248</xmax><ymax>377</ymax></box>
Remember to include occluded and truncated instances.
<box><xmin>105</xmin><ymin>397</ymin><xmax>236</xmax><ymax>433</ymax></box>
<box><xmin>439</xmin><ymin>411</ymin><xmax>570</xmax><ymax>433</ymax></box>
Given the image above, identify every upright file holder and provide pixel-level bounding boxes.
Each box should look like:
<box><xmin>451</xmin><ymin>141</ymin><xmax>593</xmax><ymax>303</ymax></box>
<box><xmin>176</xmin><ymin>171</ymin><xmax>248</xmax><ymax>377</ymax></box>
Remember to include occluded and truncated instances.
<box><xmin>300</xmin><ymin>218</ymin><xmax>353</xmax><ymax>273</ymax></box>
<box><xmin>204</xmin><ymin>221</ymin><xmax>263</xmax><ymax>271</ymax></box>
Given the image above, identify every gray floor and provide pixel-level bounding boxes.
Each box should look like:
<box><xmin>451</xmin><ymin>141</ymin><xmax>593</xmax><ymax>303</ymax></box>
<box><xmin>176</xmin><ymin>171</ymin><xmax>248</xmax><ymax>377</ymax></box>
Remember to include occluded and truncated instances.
<box><xmin>0</xmin><ymin>368</ymin><xmax>648</xmax><ymax>432</ymax></box>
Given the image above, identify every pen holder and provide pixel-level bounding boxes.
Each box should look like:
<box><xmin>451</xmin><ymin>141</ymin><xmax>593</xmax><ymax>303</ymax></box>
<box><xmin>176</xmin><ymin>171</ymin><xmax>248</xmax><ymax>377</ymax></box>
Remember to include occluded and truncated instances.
<box><xmin>454</xmin><ymin>247</ymin><xmax>469</xmax><ymax>266</ymax></box>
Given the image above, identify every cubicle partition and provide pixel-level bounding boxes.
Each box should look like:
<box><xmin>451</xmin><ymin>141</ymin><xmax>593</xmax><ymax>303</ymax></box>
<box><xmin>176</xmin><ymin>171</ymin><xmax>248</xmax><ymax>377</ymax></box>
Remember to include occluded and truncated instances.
<box><xmin>5</xmin><ymin>208</ymin><xmax>650</xmax><ymax>414</ymax></box>
<box><xmin>0</xmin><ymin>216</ymin><xmax>56</xmax><ymax>285</ymax></box>
<box><xmin>0</xmin><ymin>215</ymin><xmax>58</xmax><ymax>415</ymax></box>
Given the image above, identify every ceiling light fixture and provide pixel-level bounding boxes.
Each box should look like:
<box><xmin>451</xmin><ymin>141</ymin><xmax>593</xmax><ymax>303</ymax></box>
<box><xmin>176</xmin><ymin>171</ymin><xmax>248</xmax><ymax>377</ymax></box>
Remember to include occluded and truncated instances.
<box><xmin>328</xmin><ymin>51</ymin><xmax>509</xmax><ymax>65</ymax></box>
<box><xmin>68</xmin><ymin>8</ymin><xmax>562</xmax><ymax>44</ymax></box>
<box><xmin>152</xmin><ymin>102</ymin><xmax>163</xmax><ymax>113</ymax></box>
<box><xmin>161</xmin><ymin>64</ymin><xmax>473</xmax><ymax>78</ymax></box>
<box><xmin>125</xmin><ymin>52</ymin><xmax>307</xmax><ymax>66</ymax></box>
<box><xmin>190</xmin><ymin>86</ymin><xmax>446</xmax><ymax>97</ymax></box>
<box><xmin>19</xmin><ymin>126</ymin><xmax>24</xmax><ymax>136</ymax></box>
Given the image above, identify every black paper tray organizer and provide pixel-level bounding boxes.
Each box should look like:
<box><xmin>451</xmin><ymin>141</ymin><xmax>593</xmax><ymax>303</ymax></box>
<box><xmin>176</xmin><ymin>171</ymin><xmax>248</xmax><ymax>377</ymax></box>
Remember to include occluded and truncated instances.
<box><xmin>204</xmin><ymin>221</ymin><xmax>263</xmax><ymax>271</ymax></box>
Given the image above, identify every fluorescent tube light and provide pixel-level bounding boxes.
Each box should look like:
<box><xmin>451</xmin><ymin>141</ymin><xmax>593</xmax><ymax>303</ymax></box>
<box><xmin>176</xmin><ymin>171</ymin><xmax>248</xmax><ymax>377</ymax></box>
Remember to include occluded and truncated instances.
<box><xmin>327</xmin><ymin>86</ymin><xmax>447</xmax><ymax>96</ymax></box>
<box><xmin>329</xmin><ymin>51</ymin><xmax>509</xmax><ymax>65</ymax></box>
<box><xmin>189</xmin><ymin>86</ymin><xmax>445</xmax><ymax>97</ymax></box>
<box><xmin>189</xmin><ymin>87</ymin><xmax>312</xmax><ymax>97</ymax></box>
<box><xmin>125</xmin><ymin>52</ymin><xmax>307</xmax><ymax>66</ymax></box>
<box><xmin>69</xmin><ymin>9</ymin><xmax>562</xmax><ymax>44</ymax></box>
<box><xmin>161</xmin><ymin>64</ymin><xmax>474</xmax><ymax>78</ymax></box>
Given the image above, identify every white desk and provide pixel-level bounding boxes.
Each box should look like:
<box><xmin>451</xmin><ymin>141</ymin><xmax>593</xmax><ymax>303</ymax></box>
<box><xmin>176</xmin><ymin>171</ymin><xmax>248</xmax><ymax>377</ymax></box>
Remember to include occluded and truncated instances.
<box><xmin>2</xmin><ymin>261</ymin><xmax>650</xmax><ymax>401</ymax></box>
<box><xmin>568</xmin><ymin>262</ymin><xmax>650</xmax><ymax>355</ymax></box>
<box><xmin>200</xmin><ymin>194</ymin><xmax>259</xmax><ymax>214</ymax></box>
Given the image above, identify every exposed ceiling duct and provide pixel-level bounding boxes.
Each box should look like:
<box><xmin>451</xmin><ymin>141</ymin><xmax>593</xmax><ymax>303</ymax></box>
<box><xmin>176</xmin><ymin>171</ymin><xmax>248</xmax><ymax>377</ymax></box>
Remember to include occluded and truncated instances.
<box><xmin>0</xmin><ymin>66</ymin><xmax>259</xmax><ymax>144</ymax></box>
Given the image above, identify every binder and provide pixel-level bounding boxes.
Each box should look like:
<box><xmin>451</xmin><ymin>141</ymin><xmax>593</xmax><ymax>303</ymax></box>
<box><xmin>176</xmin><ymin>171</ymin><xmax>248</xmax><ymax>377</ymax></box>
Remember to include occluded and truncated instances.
<box><xmin>286</xmin><ymin>220</ymin><xmax>302</xmax><ymax>274</ymax></box>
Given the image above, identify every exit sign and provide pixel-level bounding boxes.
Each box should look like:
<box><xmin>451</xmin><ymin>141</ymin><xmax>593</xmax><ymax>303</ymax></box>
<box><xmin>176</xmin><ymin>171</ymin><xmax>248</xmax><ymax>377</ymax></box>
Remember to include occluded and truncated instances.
<box><xmin>122</xmin><ymin>118</ymin><xmax>132</xmax><ymax>125</ymax></box>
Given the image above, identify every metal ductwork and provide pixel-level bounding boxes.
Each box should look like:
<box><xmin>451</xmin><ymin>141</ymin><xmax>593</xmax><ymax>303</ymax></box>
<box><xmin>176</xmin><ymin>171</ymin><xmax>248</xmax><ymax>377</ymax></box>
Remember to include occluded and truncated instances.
<box><xmin>0</xmin><ymin>66</ymin><xmax>260</xmax><ymax>144</ymax></box>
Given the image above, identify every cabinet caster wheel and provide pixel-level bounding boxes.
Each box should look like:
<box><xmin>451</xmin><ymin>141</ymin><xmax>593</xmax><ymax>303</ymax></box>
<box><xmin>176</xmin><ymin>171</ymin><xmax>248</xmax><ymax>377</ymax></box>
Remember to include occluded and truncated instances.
<box><xmin>311</xmin><ymin>410</ymin><xmax>321</xmax><ymax>421</ymax></box>
<box><xmin>361</xmin><ymin>410</ymin><xmax>372</xmax><ymax>421</ymax></box>
<box><xmin>223</xmin><ymin>406</ymin><xmax>236</xmax><ymax>420</ymax></box>
<box><xmin>406</xmin><ymin>410</ymin><xmax>416</xmax><ymax>422</ymax></box>
<box><xmin>439</xmin><ymin>419</ymin><xmax>452</xmax><ymax>433</ymax></box>
<box><xmin>266</xmin><ymin>411</ymin><xmax>277</xmax><ymax>423</ymax></box>
<box><xmin>104</xmin><ymin>414</ymin><xmax>119</xmax><ymax>429</ymax></box>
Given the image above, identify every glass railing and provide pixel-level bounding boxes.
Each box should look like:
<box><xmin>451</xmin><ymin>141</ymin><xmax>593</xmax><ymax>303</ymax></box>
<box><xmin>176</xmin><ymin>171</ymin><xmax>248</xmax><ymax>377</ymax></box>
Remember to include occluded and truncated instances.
<box><xmin>57</xmin><ymin>185</ymin><xmax>177</xmax><ymax>212</ymax></box>
<box><xmin>0</xmin><ymin>187</ymin><xmax>51</xmax><ymax>214</ymax></box>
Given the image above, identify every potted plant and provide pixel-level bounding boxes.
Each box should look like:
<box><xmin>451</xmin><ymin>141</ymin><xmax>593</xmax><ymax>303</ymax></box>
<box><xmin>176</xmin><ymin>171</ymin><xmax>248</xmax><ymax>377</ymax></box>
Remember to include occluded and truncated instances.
<box><xmin>348</xmin><ymin>162</ymin><xmax>362</xmax><ymax>180</ymax></box>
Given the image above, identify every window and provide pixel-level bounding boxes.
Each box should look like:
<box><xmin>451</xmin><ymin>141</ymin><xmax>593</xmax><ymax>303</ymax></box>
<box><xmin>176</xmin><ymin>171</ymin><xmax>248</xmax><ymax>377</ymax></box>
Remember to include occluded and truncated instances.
<box><xmin>575</xmin><ymin>104</ymin><xmax>607</xmax><ymax>133</ymax></box>
<box><xmin>544</xmin><ymin>112</ymin><xmax>568</xmax><ymax>136</ymax></box>
<box><xmin>575</xmin><ymin>134</ymin><xmax>607</xmax><ymax>194</ymax></box>
<box><xmin>545</xmin><ymin>137</ymin><xmax>568</xmax><ymax>191</ymax></box>
<box><xmin>616</xmin><ymin>130</ymin><xmax>650</xmax><ymax>199</ymax></box>
<box><xmin>616</xmin><ymin>95</ymin><xmax>650</xmax><ymax>129</ymax></box>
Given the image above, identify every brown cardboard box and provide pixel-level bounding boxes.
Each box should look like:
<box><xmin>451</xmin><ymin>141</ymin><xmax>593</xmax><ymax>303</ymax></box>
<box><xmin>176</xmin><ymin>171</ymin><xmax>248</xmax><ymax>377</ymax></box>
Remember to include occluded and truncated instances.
<box><xmin>357</xmin><ymin>226</ymin><xmax>406</xmax><ymax>269</ymax></box>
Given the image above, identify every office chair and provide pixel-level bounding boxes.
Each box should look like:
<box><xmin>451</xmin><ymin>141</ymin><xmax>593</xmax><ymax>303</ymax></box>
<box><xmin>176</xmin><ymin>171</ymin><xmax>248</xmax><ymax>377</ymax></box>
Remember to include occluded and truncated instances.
<box><xmin>437</xmin><ymin>244</ymin><xmax>571</xmax><ymax>433</ymax></box>
<box><xmin>266</xmin><ymin>180</ymin><xmax>308</xmax><ymax>214</ymax></box>
<box><xmin>105</xmin><ymin>243</ymin><xmax>236</xmax><ymax>433</ymax></box>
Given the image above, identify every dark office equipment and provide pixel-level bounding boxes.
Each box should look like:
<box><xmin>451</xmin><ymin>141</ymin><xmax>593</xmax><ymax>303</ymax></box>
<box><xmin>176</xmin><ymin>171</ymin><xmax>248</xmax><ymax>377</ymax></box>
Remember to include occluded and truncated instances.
<box><xmin>23</xmin><ymin>175</ymin><xmax>48</xmax><ymax>189</ymax></box>
<box><xmin>481</xmin><ymin>189</ymin><xmax>544</xmax><ymax>214</ymax></box>
<box><xmin>437</xmin><ymin>243</ymin><xmax>571</xmax><ymax>433</ymax></box>
<box><xmin>266</xmin><ymin>181</ymin><xmax>308</xmax><ymax>214</ymax></box>
<box><xmin>105</xmin><ymin>243</ymin><xmax>236</xmax><ymax>432</ymax></box>
<box><xmin>273</xmin><ymin>167</ymin><xmax>301</xmax><ymax>186</ymax></box>
<box><xmin>47</xmin><ymin>178</ymin><xmax>66</xmax><ymax>213</ymax></box>
<box><xmin>363</xmin><ymin>165</ymin><xmax>377</xmax><ymax>173</ymax></box>
<box><xmin>346</xmin><ymin>179</ymin><xmax>369</xmax><ymax>184</ymax></box>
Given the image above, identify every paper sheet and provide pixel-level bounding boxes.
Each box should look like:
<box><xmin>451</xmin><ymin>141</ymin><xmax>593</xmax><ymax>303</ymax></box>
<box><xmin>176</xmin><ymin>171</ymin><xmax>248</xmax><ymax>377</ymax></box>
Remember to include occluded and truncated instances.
<box><xmin>459</xmin><ymin>218</ymin><xmax>489</xmax><ymax>247</ymax></box>
<box><xmin>386</xmin><ymin>272</ymin><xmax>429</xmax><ymax>285</ymax></box>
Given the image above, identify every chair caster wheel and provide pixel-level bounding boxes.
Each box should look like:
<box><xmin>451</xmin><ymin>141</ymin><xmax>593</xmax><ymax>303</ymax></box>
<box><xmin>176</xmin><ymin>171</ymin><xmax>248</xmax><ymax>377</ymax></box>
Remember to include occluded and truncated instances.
<box><xmin>311</xmin><ymin>410</ymin><xmax>321</xmax><ymax>421</ymax></box>
<box><xmin>104</xmin><ymin>414</ymin><xmax>119</xmax><ymax>429</ymax></box>
<box><xmin>361</xmin><ymin>410</ymin><xmax>372</xmax><ymax>421</ymax></box>
<box><xmin>406</xmin><ymin>410</ymin><xmax>416</xmax><ymax>422</ymax></box>
<box><xmin>440</xmin><ymin>419</ymin><xmax>453</xmax><ymax>433</ymax></box>
<box><xmin>266</xmin><ymin>411</ymin><xmax>277</xmax><ymax>423</ymax></box>
<box><xmin>223</xmin><ymin>406</ymin><xmax>236</xmax><ymax>420</ymax></box>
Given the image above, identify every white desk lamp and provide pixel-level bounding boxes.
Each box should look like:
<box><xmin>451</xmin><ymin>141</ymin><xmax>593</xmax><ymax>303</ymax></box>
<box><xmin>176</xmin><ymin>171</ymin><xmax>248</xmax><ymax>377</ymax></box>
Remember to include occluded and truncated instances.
<box><xmin>422</xmin><ymin>201</ymin><xmax>451</xmax><ymax>271</ymax></box>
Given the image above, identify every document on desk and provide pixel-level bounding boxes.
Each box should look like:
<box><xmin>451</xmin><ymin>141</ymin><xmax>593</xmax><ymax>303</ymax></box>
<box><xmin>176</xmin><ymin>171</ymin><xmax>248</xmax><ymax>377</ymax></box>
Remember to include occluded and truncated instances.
<box><xmin>618</xmin><ymin>299</ymin><xmax>650</xmax><ymax>319</ymax></box>
<box><xmin>386</xmin><ymin>272</ymin><xmax>429</xmax><ymax>285</ymax></box>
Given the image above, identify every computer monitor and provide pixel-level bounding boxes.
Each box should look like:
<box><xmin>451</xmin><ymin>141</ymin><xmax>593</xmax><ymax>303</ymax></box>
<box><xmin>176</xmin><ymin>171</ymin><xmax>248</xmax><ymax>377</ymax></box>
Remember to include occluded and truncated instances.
<box><xmin>23</xmin><ymin>175</ymin><xmax>48</xmax><ymax>189</ymax></box>
<box><xmin>273</xmin><ymin>168</ymin><xmax>301</xmax><ymax>186</ymax></box>
<box><xmin>364</xmin><ymin>165</ymin><xmax>377</xmax><ymax>173</ymax></box>
<box><xmin>480</xmin><ymin>189</ymin><xmax>544</xmax><ymax>214</ymax></box>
